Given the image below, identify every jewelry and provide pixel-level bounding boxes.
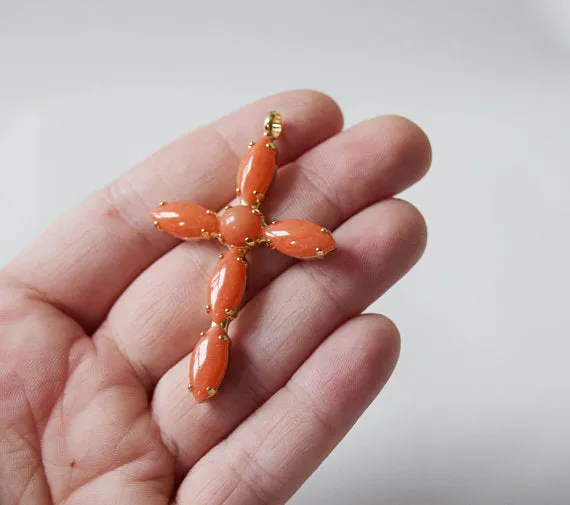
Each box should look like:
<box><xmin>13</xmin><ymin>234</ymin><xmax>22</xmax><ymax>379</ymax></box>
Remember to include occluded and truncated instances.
<box><xmin>151</xmin><ymin>111</ymin><xmax>336</xmax><ymax>402</ymax></box>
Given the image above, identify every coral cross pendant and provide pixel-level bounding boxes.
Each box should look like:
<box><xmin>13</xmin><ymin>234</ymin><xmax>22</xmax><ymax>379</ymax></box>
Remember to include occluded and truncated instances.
<box><xmin>150</xmin><ymin>111</ymin><xmax>336</xmax><ymax>402</ymax></box>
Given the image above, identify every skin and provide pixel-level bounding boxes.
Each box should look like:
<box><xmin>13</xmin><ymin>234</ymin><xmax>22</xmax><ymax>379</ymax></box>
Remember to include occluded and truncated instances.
<box><xmin>0</xmin><ymin>90</ymin><xmax>431</xmax><ymax>505</ymax></box>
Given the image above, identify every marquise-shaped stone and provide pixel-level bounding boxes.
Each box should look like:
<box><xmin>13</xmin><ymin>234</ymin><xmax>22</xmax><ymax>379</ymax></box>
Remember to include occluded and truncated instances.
<box><xmin>151</xmin><ymin>202</ymin><xmax>218</xmax><ymax>239</ymax></box>
<box><xmin>189</xmin><ymin>326</ymin><xmax>230</xmax><ymax>403</ymax></box>
<box><xmin>208</xmin><ymin>248</ymin><xmax>247</xmax><ymax>324</ymax></box>
<box><xmin>236</xmin><ymin>136</ymin><xmax>276</xmax><ymax>205</ymax></box>
<box><xmin>262</xmin><ymin>219</ymin><xmax>336</xmax><ymax>259</ymax></box>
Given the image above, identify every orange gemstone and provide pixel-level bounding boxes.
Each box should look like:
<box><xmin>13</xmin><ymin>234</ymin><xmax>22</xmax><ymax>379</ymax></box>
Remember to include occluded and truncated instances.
<box><xmin>236</xmin><ymin>136</ymin><xmax>276</xmax><ymax>205</ymax></box>
<box><xmin>188</xmin><ymin>326</ymin><xmax>230</xmax><ymax>403</ymax></box>
<box><xmin>151</xmin><ymin>202</ymin><xmax>218</xmax><ymax>240</ymax></box>
<box><xmin>208</xmin><ymin>248</ymin><xmax>247</xmax><ymax>324</ymax></box>
<box><xmin>262</xmin><ymin>219</ymin><xmax>336</xmax><ymax>259</ymax></box>
<box><xmin>219</xmin><ymin>205</ymin><xmax>262</xmax><ymax>247</ymax></box>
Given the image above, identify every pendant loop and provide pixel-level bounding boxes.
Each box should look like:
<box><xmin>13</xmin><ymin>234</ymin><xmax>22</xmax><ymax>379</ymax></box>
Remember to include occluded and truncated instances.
<box><xmin>264</xmin><ymin>110</ymin><xmax>282</xmax><ymax>138</ymax></box>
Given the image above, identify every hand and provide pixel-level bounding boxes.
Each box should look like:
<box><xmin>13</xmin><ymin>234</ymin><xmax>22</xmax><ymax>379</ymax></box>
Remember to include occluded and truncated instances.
<box><xmin>0</xmin><ymin>90</ymin><xmax>431</xmax><ymax>504</ymax></box>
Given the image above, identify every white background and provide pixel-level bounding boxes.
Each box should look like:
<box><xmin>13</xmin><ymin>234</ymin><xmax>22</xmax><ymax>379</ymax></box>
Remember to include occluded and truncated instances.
<box><xmin>1</xmin><ymin>1</ymin><xmax>569</xmax><ymax>503</ymax></box>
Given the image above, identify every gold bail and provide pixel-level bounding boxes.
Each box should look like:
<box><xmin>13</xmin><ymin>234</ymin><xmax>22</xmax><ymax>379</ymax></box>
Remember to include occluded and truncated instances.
<box><xmin>264</xmin><ymin>111</ymin><xmax>282</xmax><ymax>138</ymax></box>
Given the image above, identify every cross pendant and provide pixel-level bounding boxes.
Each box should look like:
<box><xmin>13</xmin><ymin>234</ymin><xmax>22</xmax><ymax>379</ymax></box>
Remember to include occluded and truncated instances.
<box><xmin>150</xmin><ymin>111</ymin><xmax>336</xmax><ymax>402</ymax></box>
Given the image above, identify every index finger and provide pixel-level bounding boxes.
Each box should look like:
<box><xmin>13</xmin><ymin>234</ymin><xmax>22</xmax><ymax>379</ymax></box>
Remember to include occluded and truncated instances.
<box><xmin>4</xmin><ymin>90</ymin><xmax>343</xmax><ymax>331</ymax></box>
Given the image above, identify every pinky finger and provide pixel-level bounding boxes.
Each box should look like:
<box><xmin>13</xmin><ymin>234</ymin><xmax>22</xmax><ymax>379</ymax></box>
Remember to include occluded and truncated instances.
<box><xmin>175</xmin><ymin>314</ymin><xmax>400</xmax><ymax>505</ymax></box>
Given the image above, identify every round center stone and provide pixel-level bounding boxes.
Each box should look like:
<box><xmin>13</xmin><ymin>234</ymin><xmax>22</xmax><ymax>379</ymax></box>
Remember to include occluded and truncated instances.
<box><xmin>219</xmin><ymin>205</ymin><xmax>263</xmax><ymax>247</ymax></box>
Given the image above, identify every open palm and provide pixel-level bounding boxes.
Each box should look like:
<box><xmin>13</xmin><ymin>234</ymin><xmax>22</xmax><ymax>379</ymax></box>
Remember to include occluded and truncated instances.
<box><xmin>0</xmin><ymin>91</ymin><xmax>430</xmax><ymax>504</ymax></box>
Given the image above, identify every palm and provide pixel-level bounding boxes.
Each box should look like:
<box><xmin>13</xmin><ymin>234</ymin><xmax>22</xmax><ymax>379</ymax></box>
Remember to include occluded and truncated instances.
<box><xmin>0</xmin><ymin>91</ymin><xmax>430</xmax><ymax>505</ymax></box>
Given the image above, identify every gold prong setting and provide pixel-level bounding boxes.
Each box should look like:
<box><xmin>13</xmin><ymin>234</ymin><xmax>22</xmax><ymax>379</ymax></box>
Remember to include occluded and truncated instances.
<box><xmin>218</xmin><ymin>333</ymin><xmax>231</xmax><ymax>344</ymax></box>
